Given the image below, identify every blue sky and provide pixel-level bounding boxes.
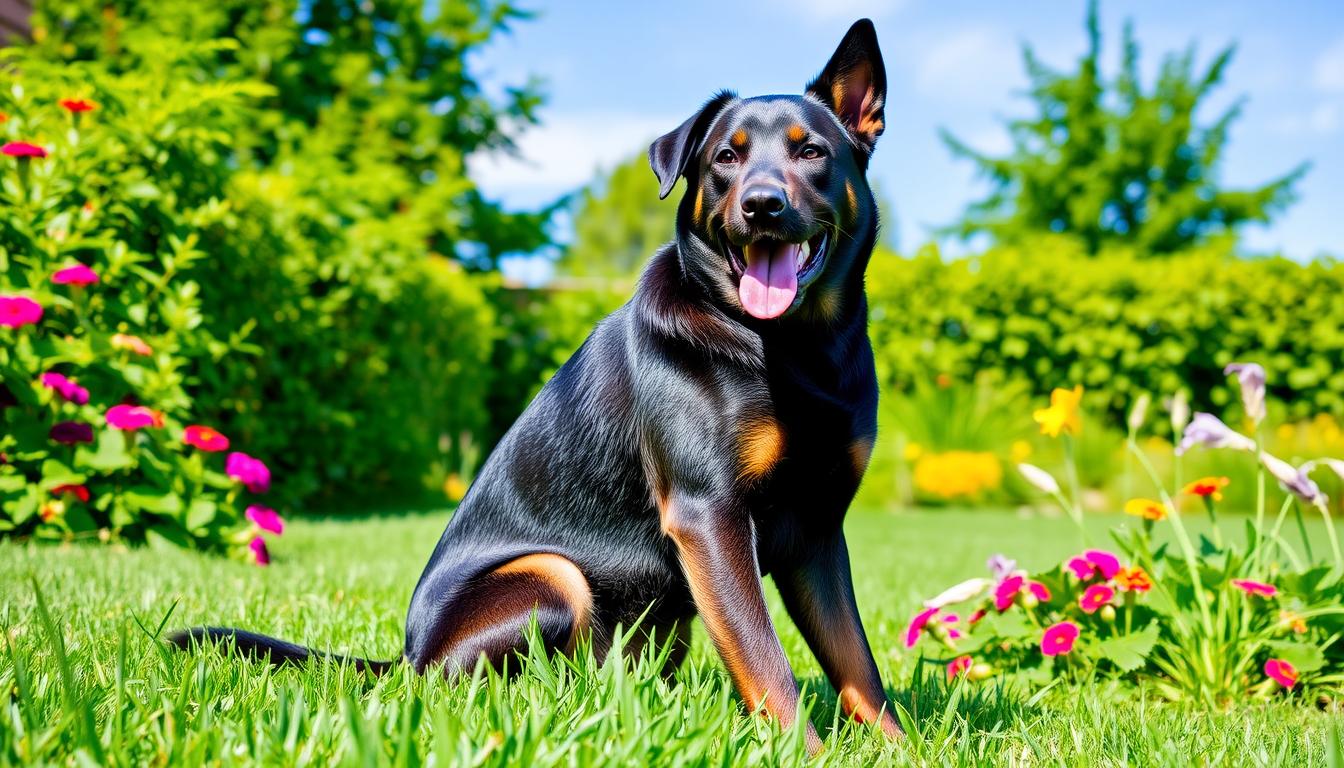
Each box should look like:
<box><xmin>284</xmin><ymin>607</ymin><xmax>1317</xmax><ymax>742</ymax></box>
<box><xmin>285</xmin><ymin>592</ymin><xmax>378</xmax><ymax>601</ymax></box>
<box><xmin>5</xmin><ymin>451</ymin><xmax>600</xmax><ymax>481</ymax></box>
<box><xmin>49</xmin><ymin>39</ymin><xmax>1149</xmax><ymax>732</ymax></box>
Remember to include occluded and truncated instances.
<box><xmin>468</xmin><ymin>1</ymin><xmax>1344</xmax><ymax>274</ymax></box>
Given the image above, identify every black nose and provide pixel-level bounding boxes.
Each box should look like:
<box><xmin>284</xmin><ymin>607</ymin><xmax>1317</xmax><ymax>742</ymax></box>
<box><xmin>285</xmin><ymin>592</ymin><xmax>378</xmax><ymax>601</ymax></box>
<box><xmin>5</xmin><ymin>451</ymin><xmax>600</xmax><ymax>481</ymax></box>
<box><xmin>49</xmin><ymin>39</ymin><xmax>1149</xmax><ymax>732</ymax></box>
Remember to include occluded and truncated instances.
<box><xmin>740</xmin><ymin>185</ymin><xmax>787</xmax><ymax>220</ymax></box>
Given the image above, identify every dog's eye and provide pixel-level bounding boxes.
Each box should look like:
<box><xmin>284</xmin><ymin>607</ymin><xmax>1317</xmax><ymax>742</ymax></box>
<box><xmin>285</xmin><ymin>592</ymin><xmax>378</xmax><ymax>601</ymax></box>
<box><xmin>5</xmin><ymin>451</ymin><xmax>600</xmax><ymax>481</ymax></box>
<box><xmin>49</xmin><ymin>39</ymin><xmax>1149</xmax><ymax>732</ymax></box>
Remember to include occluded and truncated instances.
<box><xmin>715</xmin><ymin>148</ymin><xmax>738</xmax><ymax>165</ymax></box>
<box><xmin>799</xmin><ymin>145</ymin><xmax>824</xmax><ymax>160</ymax></box>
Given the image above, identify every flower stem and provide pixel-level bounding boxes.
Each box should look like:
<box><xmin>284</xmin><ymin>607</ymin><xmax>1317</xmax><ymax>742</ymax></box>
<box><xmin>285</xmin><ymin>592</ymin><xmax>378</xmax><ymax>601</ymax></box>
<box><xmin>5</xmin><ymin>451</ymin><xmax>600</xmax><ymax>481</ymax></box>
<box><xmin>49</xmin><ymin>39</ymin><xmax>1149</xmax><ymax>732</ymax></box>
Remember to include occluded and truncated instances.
<box><xmin>1063</xmin><ymin>433</ymin><xmax>1084</xmax><ymax>533</ymax></box>
<box><xmin>1202</xmin><ymin>496</ymin><xmax>1222</xmax><ymax>549</ymax></box>
<box><xmin>1318</xmin><ymin>504</ymin><xmax>1343</xmax><ymax>571</ymax></box>
<box><xmin>1127</xmin><ymin>436</ymin><xmax>1214</xmax><ymax>633</ymax></box>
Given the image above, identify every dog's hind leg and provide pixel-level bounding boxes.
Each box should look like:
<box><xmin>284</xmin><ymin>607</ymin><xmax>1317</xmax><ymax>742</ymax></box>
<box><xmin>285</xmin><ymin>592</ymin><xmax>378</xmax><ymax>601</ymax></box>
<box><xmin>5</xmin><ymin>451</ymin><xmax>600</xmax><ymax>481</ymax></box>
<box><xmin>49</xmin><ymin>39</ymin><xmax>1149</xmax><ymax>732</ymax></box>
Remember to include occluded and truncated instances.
<box><xmin>406</xmin><ymin>553</ymin><xmax>593</xmax><ymax>676</ymax></box>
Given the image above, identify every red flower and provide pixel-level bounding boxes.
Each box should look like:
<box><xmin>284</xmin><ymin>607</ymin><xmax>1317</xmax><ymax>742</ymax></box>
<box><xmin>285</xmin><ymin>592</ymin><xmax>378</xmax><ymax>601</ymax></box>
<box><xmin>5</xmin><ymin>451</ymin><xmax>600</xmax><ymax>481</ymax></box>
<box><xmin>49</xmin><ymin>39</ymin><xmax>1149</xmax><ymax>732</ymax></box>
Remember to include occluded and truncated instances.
<box><xmin>51</xmin><ymin>484</ymin><xmax>91</xmax><ymax>503</ymax></box>
<box><xmin>50</xmin><ymin>421</ymin><xmax>94</xmax><ymax>444</ymax></box>
<box><xmin>1264</xmin><ymin>658</ymin><xmax>1297</xmax><ymax>689</ymax></box>
<box><xmin>245</xmin><ymin>504</ymin><xmax>284</xmax><ymax>535</ymax></box>
<box><xmin>2</xmin><ymin>142</ymin><xmax>48</xmax><ymax>159</ymax></box>
<box><xmin>0</xmin><ymin>296</ymin><xmax>43</xmax><ymax>328</ymax></box>
<box><xmin>52</xmin><ymin>264</ymin><xmax>100</xmax><ymax>286</ymax></box>
<box><xmin>183</xmin><ymin>425</ymin><xmax>230</xmax><ymax>452</ymax></box>
<box><xmin>249</xmin><ymin>536</ymin><xmax>270</xmax><ymax>566</ymax></box>
<box><xmin>1040</xmin><ymin>621</ymin><xmax>1080</xmax><ymax>657</ymax></box>
<box><xmin>1079</xmin><ymin>583</ymin><xmax>1115</xmax><ymax>614</ymax></box>
<box><xmin>1183</xmin><ymin>476</ymin><xmax>1230</xmax><ymax>501</ymax></box>
<box><xmin>947</xmin><ymin>655</ymin><xmax>973</xmax><ymax>680</ymax></box>
<box><xmin>1114</xmin><ymin>566</ymin><xmax>1152</xmax><ymax>593</ymax></box>
<box><xmin>106</xmin><ymin>404</ymin><xmax>163</xmax><ymax>431</ymax></box>
<box><xmin>40</xmin><ymin>372</ymin><xmax>90</xmax><ymax>405</ymax></box>
<box><xmin>59</xmin><ymin>98</ymin><xmax>98</xmax><ymax>114</ymax></box>
<box><xmin>1231</xmin><ymin>579</ymin><xmax>1277</xmax><ymax>598</ymax></box>
<box><xmin>0</xmin><ymin>113</ymin><xmax>7</xmax><ymax>123</ymax></box>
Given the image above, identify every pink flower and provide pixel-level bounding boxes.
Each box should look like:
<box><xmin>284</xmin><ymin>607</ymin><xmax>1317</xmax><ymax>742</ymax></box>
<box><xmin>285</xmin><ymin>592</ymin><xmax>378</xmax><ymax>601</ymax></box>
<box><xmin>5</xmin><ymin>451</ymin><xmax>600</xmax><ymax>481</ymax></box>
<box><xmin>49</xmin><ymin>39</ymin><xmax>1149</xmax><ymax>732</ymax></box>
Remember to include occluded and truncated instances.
<box><xmin>0</xmin><ymin>296</ymin><xmax>43</xmax><ymax>328</ymax></box>
<box><xmin>1231</xmin><ymin>579</ymin><xmax>1277</xmax><ymax>598</ymax></box>
<box><xmin>249</xmin><ymin>536</ymin><xmax>270</xmax><ymax>566</ymax></box>
<box><xmin>1264</xmin><ymin>658</ymin><xmax>1298</xmax><ymax>689</ymax></box>
<box><xmin>1079</xmin><ymin>583</ymin><xmax>1115</xmax><ymax>614</ymax></box>
<box><xmin>245</xmin><ymin>505</ymin><xmax>284</xmax><ymax>535</ymax></box>
<box><xmin>947</xmin><ymin>655</ymin><xmax>973</xmax><ymax>679</ymax></box>
<box><xmin>52</xmin><ymin>264</ymin><xmax>100</xmax><ymax>286</ymax></box>
<box><xmin>994</xmin><ymin>575</ymin><xmax>1024</xmax><ymax>611</ymax></box>
<box><xmin>1040</xmin><ymin>621</ymin><xmax>1080</xmax><ymax>657</ymax></box>
<box><xmin>183</xmin><ymin>425</ymin><xmax>230</xmax><ymax>452</ymax></box>
<box><xmin>40</xmin><ymin>372</ymin><xmax>90</xmax><ymax>405</ymax></box>
<box><xmin>1027</xmin><ymin>581</ymin><xmax>1051</xmax><ymax>601</ymax></box>
<box><xmin>905</xmin><ymin>606</ymin><xmax>940</xmax><ymax>648</ymax></box>
<box><xmin>969</xmin><ymin>608</ymin><xmax>987</xmax><ymax>624</ymax></box>
<box><xmin>49</xmin><ymin>421</ymin><xmax>94</xmax><ymax>444</ymax></box>
<box><xmin>106</xmin><ymin>404</ymin><xmax>163</xmax><ymax>431</ymax></box>
<box><xmin>1067</xmin><ymin>550</ymin><xmax>1120</xmax><ymax>581</ymax></box>
<box><xmin>2</xmin><ymin>141</ymin><xmax>48</xmax><ymax>159</ymax></box>
<box><xmin>227</xmin><ymin>452</ymin><xmax>272</xmax><ymax>494</ymax></box>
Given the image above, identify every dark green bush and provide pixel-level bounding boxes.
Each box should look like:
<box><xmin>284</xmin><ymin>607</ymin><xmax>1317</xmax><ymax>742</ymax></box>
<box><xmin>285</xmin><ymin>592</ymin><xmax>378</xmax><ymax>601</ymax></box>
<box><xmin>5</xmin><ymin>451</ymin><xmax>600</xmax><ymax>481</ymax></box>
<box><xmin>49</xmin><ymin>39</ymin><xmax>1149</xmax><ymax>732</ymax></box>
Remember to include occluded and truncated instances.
<box><xmin>867</xmin><ymin>236</ymin><xmax>1344</xmax><ymax>429</ymax></box>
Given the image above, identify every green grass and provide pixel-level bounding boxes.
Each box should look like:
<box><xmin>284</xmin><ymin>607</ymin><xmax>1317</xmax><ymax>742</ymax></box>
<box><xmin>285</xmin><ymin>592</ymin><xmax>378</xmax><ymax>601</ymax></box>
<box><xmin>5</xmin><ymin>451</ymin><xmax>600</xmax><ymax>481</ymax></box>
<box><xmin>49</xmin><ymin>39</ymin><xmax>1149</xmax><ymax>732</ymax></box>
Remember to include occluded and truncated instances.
<box><xmin>2</xmin><ymin>507</ymin><xmax>1341</xmax><ymax>766</ymax></box>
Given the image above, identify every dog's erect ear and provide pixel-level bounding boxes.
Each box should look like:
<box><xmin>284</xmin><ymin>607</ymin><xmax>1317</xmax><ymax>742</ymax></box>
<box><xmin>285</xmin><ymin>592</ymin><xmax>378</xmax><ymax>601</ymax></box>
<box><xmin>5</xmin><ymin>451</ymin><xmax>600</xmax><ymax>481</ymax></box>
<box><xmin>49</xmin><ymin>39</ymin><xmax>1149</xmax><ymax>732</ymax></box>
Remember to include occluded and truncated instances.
<box><xmin>805</xmin><ymin>19</ymin><xmax>886</xmax><ymax>157</ymax></box>
<box><xmin>649</xmin><ymin>90</ymin><xmax>736</xmax><ymax>200</ymax></box>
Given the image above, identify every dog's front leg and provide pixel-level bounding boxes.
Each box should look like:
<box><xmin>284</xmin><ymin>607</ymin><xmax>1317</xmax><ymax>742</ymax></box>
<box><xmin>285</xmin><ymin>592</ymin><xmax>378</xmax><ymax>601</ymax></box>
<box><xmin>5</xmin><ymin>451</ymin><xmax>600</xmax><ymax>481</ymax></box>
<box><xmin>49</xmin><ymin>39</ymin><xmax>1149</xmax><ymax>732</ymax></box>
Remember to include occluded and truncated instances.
<box><xmin>661</xmin><ymin>493</ymin><xmax>823</xmax><ymax>753</ymax></box>
<box><xmin>776</xmin><ymin>532</ymin><xmax>901</xmax><ymax>739</ymax></box>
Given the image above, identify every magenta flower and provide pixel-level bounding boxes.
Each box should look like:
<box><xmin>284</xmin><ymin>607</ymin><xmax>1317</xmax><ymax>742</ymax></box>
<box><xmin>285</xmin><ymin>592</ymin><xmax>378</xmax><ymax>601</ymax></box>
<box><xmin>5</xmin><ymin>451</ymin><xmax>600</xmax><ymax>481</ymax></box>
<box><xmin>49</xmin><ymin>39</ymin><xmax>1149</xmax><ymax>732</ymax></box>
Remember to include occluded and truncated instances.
<box><xmin>1264</xmin><ymin>658</ymin><xmax>1298</xmax><ymax>689</ymax></box>
<box><xmin>0</xmin><ymin>296</ymin><xmax>43</xmax><ymax>328</ymax></box>
<box><xmin>994</xmin><ymin>574</ymin><xmax>1024</xmax><ymax>611</ymax></box>
<box><xmin>947</xmin><ymin>655</ymin><xmax>973</xmax><ymax>680</ymax></box>
<box><xmin>905</xmin><ymin>606</ymin><xmax>939</xmax><ymax>648</ymax></box>
<box><xmin>106</xmin><ymin>404</ymin><xmax>163</xmax><ymax>431</ymax></box>
<box><xmin>1068</xmin><ymin>549</ymin><xmax>1121</xmax><ymax>581</ymax></box>
<box><xmin>49</xmin><ymin>421</ymin><xmax>94</xmax><ymax>444</ymax></box>
<box><xmin>245</xmin><ymin>505</ymin><xmax>285</xmax><ymax>535</ymax></box>
<box><xmin>40</xmin><ymin>372</ymin><xmax>90</xmax><ymax>405</ymax></box>
<box><xmin>1231</xmin><ymin>579</ymin><xmax>1277</xmax><ymax>598</ymax></box>
<box><xmin>249</xmin><ymin>536</ymin><xmax>271</xmax><ymax>566</ymax></box>
<box><xmin>1176</xmin><ymin>413</ymin><xmax>1256</xmax><ymax>456</ymax></box>
<box><xmin>1</xmin><ymin>141</ymin><xmax>48</xmax><ymax>158</ymax></box>
<box><xmin>227</xmin><ymin>452</ymin><xmax>272</xmax><ymax>494</ymax></box>
<box><xmin>1079</xmin><ymin>583</ymin><xmax>1115</xmax><ymax>614</ymax></box>
<box><xmin>52</xmin><ymin>264</ymin><xmax>100</xmax><ymax>286</ymax></box>
<box><xmin>1040</xmin><ymin>621</ymin><xmax>1080</xmax><ymax>657</ymax></box>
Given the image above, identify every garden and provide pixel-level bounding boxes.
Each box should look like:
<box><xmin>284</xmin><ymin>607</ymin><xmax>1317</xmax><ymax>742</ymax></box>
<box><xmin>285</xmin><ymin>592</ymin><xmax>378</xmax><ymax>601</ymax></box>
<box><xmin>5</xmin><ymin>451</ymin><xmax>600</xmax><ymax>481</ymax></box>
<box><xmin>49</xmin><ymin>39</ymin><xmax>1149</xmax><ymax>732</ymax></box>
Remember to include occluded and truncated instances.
<box><xmin>3</xmin><ymin>1</ymin><xmax>1344</xmax><ymax>765</ymax></box>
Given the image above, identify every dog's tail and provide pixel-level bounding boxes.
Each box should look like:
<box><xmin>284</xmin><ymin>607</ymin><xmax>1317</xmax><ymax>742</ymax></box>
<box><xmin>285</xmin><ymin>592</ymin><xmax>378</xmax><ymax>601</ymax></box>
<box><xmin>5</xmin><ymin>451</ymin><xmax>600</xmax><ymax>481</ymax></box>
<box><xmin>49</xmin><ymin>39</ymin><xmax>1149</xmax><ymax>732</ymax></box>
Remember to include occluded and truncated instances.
<box><xmin>166</xmin><ymin>627</ymin><xmax>397</xmax><ymax>675</ymax></box>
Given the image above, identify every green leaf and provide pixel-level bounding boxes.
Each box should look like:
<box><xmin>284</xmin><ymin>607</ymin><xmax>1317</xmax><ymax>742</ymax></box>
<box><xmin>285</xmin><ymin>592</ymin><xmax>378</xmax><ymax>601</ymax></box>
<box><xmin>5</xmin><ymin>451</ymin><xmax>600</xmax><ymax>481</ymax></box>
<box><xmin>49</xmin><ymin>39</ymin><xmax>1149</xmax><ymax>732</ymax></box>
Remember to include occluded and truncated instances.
<box><xmin>124</xmin><ymin>487</ymin><xmax>184</xmax><ymax>515</ymax></box>
<box><xmin>1089</xmin><ymin>623</ymin><xmax>1159</xmax><ymax>672</ymax></box>
<box><xmin>185</xmin><ymin>499</ymin><xmax>217</xmax><ymax>530</ymax></box>
<box><xmin>76</xmin><ymin>431</ymin><xmax>134</xmax><ymax>472</ymax></box>
<box><xmin>1265</xmin><ymin>641</ymin><xmax>1326</xmax><ymax>674</ymax></box>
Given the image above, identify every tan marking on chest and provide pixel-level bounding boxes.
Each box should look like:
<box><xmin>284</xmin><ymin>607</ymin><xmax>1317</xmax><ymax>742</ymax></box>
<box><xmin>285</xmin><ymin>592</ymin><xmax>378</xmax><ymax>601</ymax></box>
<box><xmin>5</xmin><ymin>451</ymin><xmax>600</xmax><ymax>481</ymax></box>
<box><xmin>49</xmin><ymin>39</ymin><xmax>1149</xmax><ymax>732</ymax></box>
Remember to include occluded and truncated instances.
<box><xmin>849</xmin><ymin>437</ymin><xmax>874</xmax><ymax>479</ymax></box>
<box><xmin>738</xmin><ymin>420</ymin><xmax>785</xmax><ymax>480</ymax></box>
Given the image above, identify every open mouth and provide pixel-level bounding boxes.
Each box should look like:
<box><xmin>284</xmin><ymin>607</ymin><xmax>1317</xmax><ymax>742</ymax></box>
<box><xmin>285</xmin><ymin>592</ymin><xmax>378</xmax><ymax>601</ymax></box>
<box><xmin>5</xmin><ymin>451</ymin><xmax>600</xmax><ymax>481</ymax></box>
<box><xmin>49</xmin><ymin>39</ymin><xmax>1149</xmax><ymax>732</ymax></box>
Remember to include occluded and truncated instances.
<box><xmin>721</xmin><ymin>231</ymin><xmax>828</xmax><ymax>319</ymax></box>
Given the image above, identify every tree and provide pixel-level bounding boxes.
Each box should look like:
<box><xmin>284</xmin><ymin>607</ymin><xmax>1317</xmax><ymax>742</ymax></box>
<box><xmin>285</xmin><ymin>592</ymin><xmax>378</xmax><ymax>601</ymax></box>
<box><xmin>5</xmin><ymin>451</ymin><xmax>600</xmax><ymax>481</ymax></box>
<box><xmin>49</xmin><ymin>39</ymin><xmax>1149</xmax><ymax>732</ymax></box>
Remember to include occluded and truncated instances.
<box><xmin>28</xmin><ymin>0</ymin><xmax>551</xmax><ymax>269</ymax></box>
<box><xmin>559</xmin><ymin>152</ymin><xmax>676</xmax><ymax>278</ymax></box>
<box><xmin>941</xmin><ymin>1</ymin><xmax>1308</xmax><ymax>255</ymax></box>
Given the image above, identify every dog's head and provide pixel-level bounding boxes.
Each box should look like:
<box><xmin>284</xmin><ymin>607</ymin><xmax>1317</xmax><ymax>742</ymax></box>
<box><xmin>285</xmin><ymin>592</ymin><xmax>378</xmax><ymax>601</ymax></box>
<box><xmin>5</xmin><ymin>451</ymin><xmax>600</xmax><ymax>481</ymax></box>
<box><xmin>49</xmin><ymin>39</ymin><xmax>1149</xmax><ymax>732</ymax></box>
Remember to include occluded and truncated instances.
<box><xmin>650</xmin><ymin>19</ymin><xmax>885</xmax><ymax>322</ymax></box>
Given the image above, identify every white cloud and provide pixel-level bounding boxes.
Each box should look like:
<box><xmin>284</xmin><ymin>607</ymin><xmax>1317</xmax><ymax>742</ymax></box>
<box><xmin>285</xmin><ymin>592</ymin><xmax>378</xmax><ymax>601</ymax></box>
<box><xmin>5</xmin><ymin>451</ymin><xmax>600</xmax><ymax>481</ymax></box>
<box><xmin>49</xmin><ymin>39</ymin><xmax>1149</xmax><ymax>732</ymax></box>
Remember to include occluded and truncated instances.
<box><xmin>1314</xmin><ymin>35</ymin><xmax>1344</xmax><ymax>93</ymax></box>
<box><xmin>914</xmin><ymin>27</ymin><xmax>1022</xmax><ymax>104</ymax></box>
<box><xmin>467</xmin><ymin>111</ymin><xmax>677</xmax><ymax>202</ymax></box>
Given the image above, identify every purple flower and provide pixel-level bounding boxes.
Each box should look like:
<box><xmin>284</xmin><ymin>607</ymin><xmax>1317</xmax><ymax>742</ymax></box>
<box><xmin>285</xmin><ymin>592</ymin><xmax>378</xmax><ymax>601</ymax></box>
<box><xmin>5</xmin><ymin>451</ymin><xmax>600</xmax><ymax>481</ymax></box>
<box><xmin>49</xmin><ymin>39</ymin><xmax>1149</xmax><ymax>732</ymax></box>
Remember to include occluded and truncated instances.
<box><xmin>40</xmin><ymin>372</ymin><xmax>90</xmax><ymax>405</ymax></box>
<box><xmin>1263</xmin><ymin>453</ymin><xmax>1328</xmax><ymax>511</ymax></box>
<box><xmin>986</xmin><ymin>554</ymin><xmax>1017</xmax><ymax>581</ymax></box>
<box><xmin>226</xmin><ymin>452</ymin><xmax>272</xmax><ymax>494</ymax></box>
<box><xmin>245</xmin><ymin>504</ymin><xmax>284</xmax><ymax>535</ymax></box>
<box><xmin>1224</xmin><ymin>363</ymin><xmax>1267</xmax><ymax>426</ymax></box>
<box><xmin>1176</xmin><ymin>413</ymin><xmax>1256</xmax><ymax>456</ymax></box>
<box><xmin>49</xmin><ymin>421</ymin><xmax>94</xmax><ymax>444</ymax></box>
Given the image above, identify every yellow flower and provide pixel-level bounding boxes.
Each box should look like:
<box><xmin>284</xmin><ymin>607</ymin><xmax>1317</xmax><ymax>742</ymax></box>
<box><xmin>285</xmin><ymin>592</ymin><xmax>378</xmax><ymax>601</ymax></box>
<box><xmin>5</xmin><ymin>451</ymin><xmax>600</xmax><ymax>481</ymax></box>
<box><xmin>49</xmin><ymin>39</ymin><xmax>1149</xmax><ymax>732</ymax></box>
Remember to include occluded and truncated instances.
<box><xmin>1010</xmin><ymin>440</ymin><xmax>1033</xmax><ymax>464</ymax></box>
<box><xmin>913</xmin><ymin>451</ymin><xmax>1002</xmax><ymax>499</ymax></box>
<box><xmin>443</xmin><ymin>473</ymin><xmax>469</xmax><ymax>503</ymax></box>
<box><xmin>903</xmin><ymin>442</ymin><xmax>924</xmax><ymax>462</ymax></box>
<box><xmin>1124</xmin><ymin>497</ymin><xmax>1168</xmax><ymax>521</ymax></box>
<box><xmin>1182</xmin><ymin>476</ymin><xmax>1229</xmax><ymax>502</ymax></box>
<box><xmin>1033</xmin><ymin>386</ymin><xmax>1083</xmax><ymax>438</ymax></box>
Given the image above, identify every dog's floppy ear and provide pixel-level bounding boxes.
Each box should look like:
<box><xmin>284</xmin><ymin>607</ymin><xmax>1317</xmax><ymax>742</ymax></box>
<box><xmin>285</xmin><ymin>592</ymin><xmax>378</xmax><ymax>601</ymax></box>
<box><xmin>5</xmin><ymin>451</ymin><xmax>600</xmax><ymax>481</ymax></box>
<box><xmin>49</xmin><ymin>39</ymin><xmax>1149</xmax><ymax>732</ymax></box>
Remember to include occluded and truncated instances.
<box><xmin>649</xmin><ymin>90</ymin><xmax>736</xmax><ymax>200</ymax></box>
<box><xmin>806</xmin><ymin>19</ymin><xmax>886</xmax><ymax>157</ymax></box>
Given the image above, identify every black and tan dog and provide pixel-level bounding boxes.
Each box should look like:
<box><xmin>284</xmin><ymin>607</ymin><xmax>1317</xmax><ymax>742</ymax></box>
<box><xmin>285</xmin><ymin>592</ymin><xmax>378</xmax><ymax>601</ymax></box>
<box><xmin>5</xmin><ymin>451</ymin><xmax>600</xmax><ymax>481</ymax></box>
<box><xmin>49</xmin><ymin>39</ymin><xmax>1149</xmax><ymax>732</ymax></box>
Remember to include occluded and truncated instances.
<box><xmin>173</xmin><ymin>19</ymin><xmax>899</xmax><ymax>749</ymax></box>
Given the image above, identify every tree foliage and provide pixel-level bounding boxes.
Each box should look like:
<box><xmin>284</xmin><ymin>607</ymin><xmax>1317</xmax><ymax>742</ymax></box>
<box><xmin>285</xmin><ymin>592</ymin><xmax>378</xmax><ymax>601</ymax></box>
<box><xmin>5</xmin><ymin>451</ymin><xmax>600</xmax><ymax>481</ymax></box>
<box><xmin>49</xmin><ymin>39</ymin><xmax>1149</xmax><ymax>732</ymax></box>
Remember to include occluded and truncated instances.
<box><xmin>559</xmin><ymin>152</ymin><xmax>675</xmax><ymax>278</ymax></box>
<box><xmin>942</xmin><ymin>2</ymin><xmax>1307</xmax><ymax>254</ymax></box>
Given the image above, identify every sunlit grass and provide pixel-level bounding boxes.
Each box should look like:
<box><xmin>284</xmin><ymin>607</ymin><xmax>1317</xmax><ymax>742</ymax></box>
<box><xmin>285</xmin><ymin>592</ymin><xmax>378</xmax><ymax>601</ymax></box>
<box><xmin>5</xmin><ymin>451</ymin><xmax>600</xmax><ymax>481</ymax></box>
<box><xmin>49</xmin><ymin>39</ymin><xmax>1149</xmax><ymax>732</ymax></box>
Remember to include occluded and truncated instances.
<box><xmin>2</xmin><ymin>508</ymin><xmax>1340</xmax><ymax>765</ymax></box>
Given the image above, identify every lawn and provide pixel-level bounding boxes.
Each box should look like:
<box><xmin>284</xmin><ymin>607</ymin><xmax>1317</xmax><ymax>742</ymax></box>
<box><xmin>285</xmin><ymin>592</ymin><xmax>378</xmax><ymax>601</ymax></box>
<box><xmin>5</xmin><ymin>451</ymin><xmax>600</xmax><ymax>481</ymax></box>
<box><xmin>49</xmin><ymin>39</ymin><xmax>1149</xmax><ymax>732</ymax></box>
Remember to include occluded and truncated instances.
<box><xmin>2</xmin><ymin>507</ymin><xmax>1339</xmax><ymax>766</ymax></box>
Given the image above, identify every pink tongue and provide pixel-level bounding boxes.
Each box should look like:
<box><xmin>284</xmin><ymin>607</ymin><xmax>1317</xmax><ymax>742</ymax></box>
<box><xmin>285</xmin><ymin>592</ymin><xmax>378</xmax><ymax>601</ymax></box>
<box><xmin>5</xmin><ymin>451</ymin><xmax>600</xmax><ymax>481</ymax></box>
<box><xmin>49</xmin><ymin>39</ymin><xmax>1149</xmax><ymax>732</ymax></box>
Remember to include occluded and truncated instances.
<box><xmin>738</xmin><ymin>242</ymin><xmax>800</xmax><ymax>319</ymax></box>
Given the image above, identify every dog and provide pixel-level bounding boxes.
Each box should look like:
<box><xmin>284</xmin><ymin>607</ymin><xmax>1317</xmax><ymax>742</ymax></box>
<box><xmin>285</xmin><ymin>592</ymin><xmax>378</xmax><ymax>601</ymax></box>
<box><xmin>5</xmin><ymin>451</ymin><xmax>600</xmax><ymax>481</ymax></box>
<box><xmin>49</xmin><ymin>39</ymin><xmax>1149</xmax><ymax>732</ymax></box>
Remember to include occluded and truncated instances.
<box><xmin>172</xmin><ymin>19</ymin><xmax>899</xmax><ymax>751</ymax></box>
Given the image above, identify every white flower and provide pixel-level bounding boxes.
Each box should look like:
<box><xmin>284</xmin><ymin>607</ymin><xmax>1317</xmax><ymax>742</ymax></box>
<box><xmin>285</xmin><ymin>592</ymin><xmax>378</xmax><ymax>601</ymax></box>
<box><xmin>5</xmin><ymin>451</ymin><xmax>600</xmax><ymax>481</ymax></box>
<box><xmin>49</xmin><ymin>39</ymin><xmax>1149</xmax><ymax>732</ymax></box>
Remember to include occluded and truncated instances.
<box><xmin>923</xmin><ymin>578</ymin><xmax>990</xmax><ymax>609</ymax></box>
<box><xmin>1224</xmin><ymin>363</ymin><xmax>1267</xmax><ymax>426</ymax></box>
<box><xmin>1018</xmin><ymin>463</ymin><xmax>1061</xmax><ymax>495</ymax></box>
<box><xmin>1168</xmin><ymin>389</ymin><xmax>1191</xmax><ymax>435</ymax></box>
<box><xmin>1127</xmin><ymin>393</ymin><xmax>1151</xmax><ymax>434</ymax></box>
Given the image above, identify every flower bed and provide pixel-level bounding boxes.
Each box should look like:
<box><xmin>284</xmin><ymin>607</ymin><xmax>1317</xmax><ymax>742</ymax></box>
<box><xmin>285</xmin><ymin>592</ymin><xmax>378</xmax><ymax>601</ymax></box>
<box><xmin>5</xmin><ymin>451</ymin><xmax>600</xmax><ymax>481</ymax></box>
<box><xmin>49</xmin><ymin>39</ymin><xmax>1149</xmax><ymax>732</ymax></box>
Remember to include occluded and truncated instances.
<box><xmin>910</xmin><ymin>364</ymin><xmax>1344</xmax><ymax>702</ymax></box>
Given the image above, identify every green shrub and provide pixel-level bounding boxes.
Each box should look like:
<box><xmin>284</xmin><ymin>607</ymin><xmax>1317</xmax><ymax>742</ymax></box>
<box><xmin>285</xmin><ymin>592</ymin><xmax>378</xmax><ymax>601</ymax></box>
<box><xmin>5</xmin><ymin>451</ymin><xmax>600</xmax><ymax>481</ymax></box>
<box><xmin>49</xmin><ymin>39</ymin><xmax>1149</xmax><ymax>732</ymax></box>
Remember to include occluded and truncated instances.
<box><xmin>867</xmin><ymin>236</ymin><xmax>1344</xmax><ymax>429</ymax></box>
<box><xmin>0</xmin><ymin>48</ymin><xmax>275</xmax><ymax>554</ymax></box>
